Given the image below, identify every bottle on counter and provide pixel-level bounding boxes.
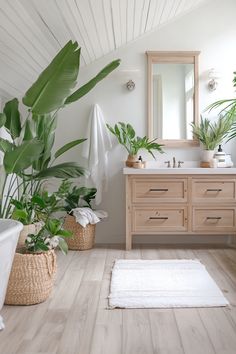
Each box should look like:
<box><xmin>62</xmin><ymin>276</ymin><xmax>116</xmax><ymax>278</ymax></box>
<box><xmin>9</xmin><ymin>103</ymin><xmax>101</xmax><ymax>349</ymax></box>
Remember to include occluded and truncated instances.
<box><xmin>214</xmin><ymin>145</ymin><xmax>226</xmax><ymax>167</ymax></box>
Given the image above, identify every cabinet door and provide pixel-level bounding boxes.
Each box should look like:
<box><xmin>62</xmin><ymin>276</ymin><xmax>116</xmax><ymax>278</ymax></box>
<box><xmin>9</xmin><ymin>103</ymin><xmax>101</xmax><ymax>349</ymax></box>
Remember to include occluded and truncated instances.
<box><xmin>132</xmin><ymin>206</ymin><xmax>188</xmax><ymax>232</ymax></box>
<box><xmin>132</xmin><ymin>178</ymin><xmax>187</xmax><ymax>203</ymax></box>
<box><xmin>192</xmin><ymin>179</ymin><xmax>236</xmax><ymax>203</ymax></box>
<box><xmin>192</xmin><ymin>207</ymin><xmax>236</xmax><ymax>232</ymax></box>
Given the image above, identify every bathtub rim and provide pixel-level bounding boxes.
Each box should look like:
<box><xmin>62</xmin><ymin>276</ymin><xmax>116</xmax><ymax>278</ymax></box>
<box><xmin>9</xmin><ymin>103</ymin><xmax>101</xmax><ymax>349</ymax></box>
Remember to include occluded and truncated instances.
<box><xmin>0</xmin><ymin>219</ymin><xmax>23</xmax><ymax>242</ymax></box>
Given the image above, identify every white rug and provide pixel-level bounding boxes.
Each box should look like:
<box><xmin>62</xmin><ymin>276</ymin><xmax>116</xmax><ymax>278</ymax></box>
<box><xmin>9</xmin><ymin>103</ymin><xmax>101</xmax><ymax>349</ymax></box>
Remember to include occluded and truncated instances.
<box><xmin>108</xmin><ymin>259</ymin><xmax>229</xmax><ymax>308</ymax></box>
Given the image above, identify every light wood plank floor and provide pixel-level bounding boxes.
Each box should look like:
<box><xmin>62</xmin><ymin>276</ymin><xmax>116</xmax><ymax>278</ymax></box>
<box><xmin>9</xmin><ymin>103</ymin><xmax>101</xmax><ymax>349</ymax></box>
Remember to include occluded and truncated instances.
<box><xmin>1</xmin><ymin>245</ymin><xmax>236</xmax><ymax>354</ymax></box>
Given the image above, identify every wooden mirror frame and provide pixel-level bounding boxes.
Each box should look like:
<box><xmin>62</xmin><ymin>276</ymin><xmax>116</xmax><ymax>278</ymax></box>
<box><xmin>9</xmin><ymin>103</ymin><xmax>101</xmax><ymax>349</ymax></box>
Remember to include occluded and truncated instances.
<box><xmin>147</xmin><ymin>51</ymin><xmax>200</xmax><ymax>147</ymax></box>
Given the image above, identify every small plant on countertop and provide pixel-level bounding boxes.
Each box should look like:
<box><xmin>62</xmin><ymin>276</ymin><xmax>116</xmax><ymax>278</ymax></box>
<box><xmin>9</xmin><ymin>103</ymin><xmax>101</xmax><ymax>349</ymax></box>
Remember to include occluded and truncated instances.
<box><xmin>191</xmin><ymin>115</ymin><xmax>235</xmax><ymax>150</ymax></box>
<box><xmin>106</xmin><ymin>122</ymin><xmax>164</xmax><ymax>159</ymax></box>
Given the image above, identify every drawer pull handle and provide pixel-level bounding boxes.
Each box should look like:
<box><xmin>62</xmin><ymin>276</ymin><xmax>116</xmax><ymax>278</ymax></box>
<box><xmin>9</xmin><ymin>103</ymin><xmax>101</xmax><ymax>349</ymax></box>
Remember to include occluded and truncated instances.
<box><xmin>149</xmin><ymin>188</ymin><xmax>168</xmax><ymax>192</ymax></box>
<box><xmin>206</xmin><ymin>189</ymin><xmax>222</xmax><ymax>192</ymax></box>
<box><xmin>149</xmin><ymin>217</ymin><xmax>169</xmax><ymax>220</ymax></box>
<box><xmin>206</xmin><ymin>217</ymin><xmax>222</xmax><ymax>220</ymax></box>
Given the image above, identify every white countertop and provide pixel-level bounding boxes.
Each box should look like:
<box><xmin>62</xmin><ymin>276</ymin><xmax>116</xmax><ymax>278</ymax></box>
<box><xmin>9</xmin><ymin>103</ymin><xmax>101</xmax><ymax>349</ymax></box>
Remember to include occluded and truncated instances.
<box><xmin>123</xmin><ymin>167</ymin><xmax>236</xmax><ymax>174</ymax></box>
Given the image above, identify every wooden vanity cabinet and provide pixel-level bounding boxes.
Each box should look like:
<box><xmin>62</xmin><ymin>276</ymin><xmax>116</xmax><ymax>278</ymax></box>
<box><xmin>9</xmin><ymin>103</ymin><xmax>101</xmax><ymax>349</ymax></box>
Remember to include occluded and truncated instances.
<box><xmin>125</xmin><ymin>174</ymin><xmax>236</xmax><ymax>250</ymax></box>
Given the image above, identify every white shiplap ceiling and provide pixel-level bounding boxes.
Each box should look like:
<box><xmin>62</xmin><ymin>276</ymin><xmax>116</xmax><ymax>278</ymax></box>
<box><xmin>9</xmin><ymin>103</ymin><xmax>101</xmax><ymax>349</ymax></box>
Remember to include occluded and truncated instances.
<box><xmin>0</xmin><ymin>0</ymin><xmax>208</xmax><ymax>100</ymax></box>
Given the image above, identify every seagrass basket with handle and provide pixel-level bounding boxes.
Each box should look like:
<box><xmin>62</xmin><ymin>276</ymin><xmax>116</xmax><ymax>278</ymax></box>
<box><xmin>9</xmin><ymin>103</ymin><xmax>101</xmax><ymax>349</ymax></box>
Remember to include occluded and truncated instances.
<box><xmin>5</xmin><ymin>250</ymin><xmax>57</xmax><ymax>305</ymax></box>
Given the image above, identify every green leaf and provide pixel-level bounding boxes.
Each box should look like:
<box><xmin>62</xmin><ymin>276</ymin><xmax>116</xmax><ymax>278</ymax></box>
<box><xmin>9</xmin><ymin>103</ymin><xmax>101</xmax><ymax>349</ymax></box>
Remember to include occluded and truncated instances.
<box><xmin>0</xmin><ymin>113</ymin><xmax>6</xmax><ymax>128</ymax></box>
<box><xmin>33</xmin><ymin>114</ymin><xmax>57</xmax><ymax>171</ymax></box>
<box><xmin>11</xmin><ymin>199</ymin><xmax>23</xmax><ymax>209</ymax></box>
<box><xmin>31</xmin><ymin>195</ymin><xmax>46</xmax><ymax>208</ymax></box>
<box><xmin>65</xmin><ymin>59</ymin><xmax>121</xmax><ymax>104</ymax></box>
<box><xmin>54</xmin><ymin>138</ymin><xmax>87</xmax><ymax>159</ymax></box>
<box><xmin>11</xmin><ymin>209</ymin><xmax>28</xmax><ymax>222</ymax></box>
<box><xmin>0</xmin><ymin>138</ymin><xmax>13</xmax><ymax>153</ymax></box>
<box><xmin>37</xmin><ymin>242</ymin><xmax>49</xmax><ymax>252</ymax></box>
<box><xmin>3</xmin><ymin>98</ymin><xmax>21</xmax><ymax>139</ymax></box>
<box><xmin>22</xmin><ymin>41</ymin><xmax>81</xmax><ymax>114</ymax></box>
<box><xmin>46</xmin><ymin>219</ymin><xmax>61</xmax><ymax>234</ymax></box>
<box><xmin>23</xmin><ymin>119</ymin><xmax>34</xmax><ymax>141</ymax></box>
<box><xmin>34</xmin><ymin>162</ymin><xmax>88</xmax><ymax>179</ymax></box>
<box><xmin>127</xmin><ymin>124</ymin><xmax>135</xmax><ymax>139</ymax></box>
<box><xmin>57</xmin><ymin>229</ymin><xmax>72</xmax><ymax>237</ymax></box>
<box><xmin>58</xmin><ymin>237</ymin><xmax>68</xmax><ymax>255</ymax></box>
<box><xmin>4</xmin><ymin>138</ymin><xmax>44</xmax><ymax>174</ymax></box>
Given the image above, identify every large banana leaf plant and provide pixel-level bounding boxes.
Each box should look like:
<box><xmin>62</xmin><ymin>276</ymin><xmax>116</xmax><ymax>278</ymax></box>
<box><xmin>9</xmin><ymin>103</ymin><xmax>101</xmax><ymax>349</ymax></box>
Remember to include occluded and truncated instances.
<box><xmin>0</xmin><ymin>40</ymin><xmax>120</xmax><ymax>218</ymax></box>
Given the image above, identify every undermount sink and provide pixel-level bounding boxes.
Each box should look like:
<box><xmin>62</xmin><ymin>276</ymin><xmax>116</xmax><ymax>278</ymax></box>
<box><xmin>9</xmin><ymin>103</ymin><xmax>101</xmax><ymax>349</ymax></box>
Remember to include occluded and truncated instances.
<box><xmin>145</xmin><ymin>161</ymin><xmax>200</xmax><ymax>169</ymax></box>
<box><xmin>123</xmin><ymin>161</ymin><xmax>236</xmax><ymax>174</ymax></box>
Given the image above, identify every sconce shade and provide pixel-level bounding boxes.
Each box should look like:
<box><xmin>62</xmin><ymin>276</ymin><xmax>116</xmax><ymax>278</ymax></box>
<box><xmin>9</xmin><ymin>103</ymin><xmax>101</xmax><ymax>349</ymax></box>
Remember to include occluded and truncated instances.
<box><xmin>126</xmin><ymin>80</ymin><xmax>135</xmax><ymax>91</ymax></box>
<box><xmin>208</xmin><ymin>68</ymin><xmax>220</xmax><ymax>91</ymax></box>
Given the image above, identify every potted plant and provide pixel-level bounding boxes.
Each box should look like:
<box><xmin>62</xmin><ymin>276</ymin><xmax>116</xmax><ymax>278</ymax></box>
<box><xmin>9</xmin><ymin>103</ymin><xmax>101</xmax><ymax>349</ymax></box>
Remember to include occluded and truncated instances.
<box><xmin>5</xmin><ymin>219</ymin><xmax>71</xmax><ymax>305</ymax></box>
<box><xmin>62</xmin><ymin>181</ymin><xmax>104</xmax><ymax>250</ymax></box>
<box><xmin>106</xmin><ymin>122</ymin><xmax>164</xmax><ymax>166</ymax></box>
<box><xmin>191</xmin><ymin>115</ymin><xmax>235</xmax><ymax>162</ymax></box>
<box><xmin>11</xmin><ymin>188</ymin><xmax>66</xmax><ymax>249</ymax></box>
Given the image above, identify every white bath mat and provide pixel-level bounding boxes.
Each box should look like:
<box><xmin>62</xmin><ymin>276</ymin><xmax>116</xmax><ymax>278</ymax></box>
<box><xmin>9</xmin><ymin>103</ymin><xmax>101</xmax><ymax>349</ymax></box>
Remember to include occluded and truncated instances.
<box><xmin>108</xmin><ymin>259</ymin><xmax>229</xmax><ymax>308</ymax></box>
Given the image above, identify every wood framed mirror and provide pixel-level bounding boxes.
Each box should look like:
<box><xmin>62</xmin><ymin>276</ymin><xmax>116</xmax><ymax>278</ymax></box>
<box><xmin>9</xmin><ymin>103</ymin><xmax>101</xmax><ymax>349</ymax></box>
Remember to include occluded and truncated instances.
<box><xmin>147</xmin><ymin>51</ymin><xmax>200</xmax><ymax>147</ymax></box>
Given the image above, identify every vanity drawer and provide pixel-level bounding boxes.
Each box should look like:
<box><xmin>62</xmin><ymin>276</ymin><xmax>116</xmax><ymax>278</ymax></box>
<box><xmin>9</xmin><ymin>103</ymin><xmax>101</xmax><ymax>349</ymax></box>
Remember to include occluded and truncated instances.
<box><xmin>132</xmin><ymin>206</ymin><xmax>188</xmax><ymax>232</ymax></box>
<box><xmin>132</xmin><ymin>178</ymin><xmax>187</xmax><ymax>203</ymax></box>
<box><xmin>192</xmin><ymin>179</ymin><xmax>236</xmax><ymax>203</ymax></box>
<box><xmin>192</xmin><ymin>207</ymin><xmax>236</xmax><ymax>232</ymax></box>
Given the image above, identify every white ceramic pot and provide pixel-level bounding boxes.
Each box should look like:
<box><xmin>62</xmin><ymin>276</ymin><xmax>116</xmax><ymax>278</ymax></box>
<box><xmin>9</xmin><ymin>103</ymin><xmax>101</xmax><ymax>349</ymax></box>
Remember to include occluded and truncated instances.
<box><xmin>201</xmin><ymin>149</ymin><xmax>215</xmax><ymax>162</ymax></box>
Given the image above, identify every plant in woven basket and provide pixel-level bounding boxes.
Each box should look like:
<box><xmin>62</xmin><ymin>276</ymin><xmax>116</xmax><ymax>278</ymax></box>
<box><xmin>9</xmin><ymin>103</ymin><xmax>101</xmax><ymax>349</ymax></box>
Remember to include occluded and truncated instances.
<box><xmin>25</xmin><ymin>219</ymin><xmax>72</xmax><ymax>255</ymax></box>
<box><xmin>5</xmin><ymin>218</ymin><xmax>71</xmax><ymax>306</ymax></box>
<box><xmin>11</xmin><ymin>187</ymin><xmax>70</xmax><ymax>249</ymax></box>
<box><xmin>61</xmin><ymin>182</ymin><xmax>105</xmax><ymax>251</ymax></box>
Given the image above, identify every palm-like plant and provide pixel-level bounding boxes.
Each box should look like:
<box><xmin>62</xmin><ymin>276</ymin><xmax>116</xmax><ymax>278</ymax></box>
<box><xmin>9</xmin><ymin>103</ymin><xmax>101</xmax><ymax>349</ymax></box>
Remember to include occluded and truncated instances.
<box><xmin>206</xmin><ymin>71</ymin><xmax>236</xmax><ymax>143</ymax></box>
<box><xmin>107</xmin><ymin>122</ymin><xmax>164</xmax><ymax>159</ymax></box>
<box><xmin>0</xmin><ymin>40</ymin><xmax>121</xmax><ymax>218</ymax></box>
<box><xmin>191</xmin><ymin>114</ymin><xmax>235</xmax><ymax>150</ymax></box>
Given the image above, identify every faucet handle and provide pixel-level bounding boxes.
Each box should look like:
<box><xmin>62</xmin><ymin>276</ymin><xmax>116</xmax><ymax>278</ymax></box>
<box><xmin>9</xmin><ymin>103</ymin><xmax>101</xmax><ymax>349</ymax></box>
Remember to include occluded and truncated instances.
<box><xmin>165</xmin><ymin>161</ymin><xmax>171</xmax><ymax>168</ymax></box>
<box><xmin>178</xmin><ymin>161</ymin><xmax>184</xmax><ymax>168</ymax></box>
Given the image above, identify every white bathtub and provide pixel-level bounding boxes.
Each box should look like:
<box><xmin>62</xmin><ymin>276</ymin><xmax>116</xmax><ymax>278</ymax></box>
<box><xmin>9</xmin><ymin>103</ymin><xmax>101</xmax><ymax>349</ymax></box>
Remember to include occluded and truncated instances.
<box><xmin>0</xmin><ymin>219</ymin><xmax>23</xmax><ymax>330</ymax></box>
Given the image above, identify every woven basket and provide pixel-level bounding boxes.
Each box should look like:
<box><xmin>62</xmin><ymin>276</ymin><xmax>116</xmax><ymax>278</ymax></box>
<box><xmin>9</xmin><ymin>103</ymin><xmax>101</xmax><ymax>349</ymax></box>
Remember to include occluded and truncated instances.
<box><xmin>5</xmin><ymin>250</ymin><xmax>57</xmax><ymax>305</ymax></box>
<box><xmin>63</xmin><ymin>214</ymin><xmax>95</xmax><ymax>250</ymax></box>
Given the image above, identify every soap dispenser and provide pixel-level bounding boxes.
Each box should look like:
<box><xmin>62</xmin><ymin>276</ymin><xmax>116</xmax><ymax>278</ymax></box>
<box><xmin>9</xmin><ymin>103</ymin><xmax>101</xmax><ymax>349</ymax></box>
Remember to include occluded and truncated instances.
<box><xmin>214</xmin><ymin>145</ymin><xmax>226</xmax><ymax>167</ymax></box>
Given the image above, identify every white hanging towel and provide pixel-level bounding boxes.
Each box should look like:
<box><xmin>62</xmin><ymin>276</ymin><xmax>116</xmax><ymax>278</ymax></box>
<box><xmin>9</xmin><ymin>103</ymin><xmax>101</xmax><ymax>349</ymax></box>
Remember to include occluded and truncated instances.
<box><xmin>82</xmin><ymin>104</ymin><xmax>112</xmax><ymax>205</ymax></box>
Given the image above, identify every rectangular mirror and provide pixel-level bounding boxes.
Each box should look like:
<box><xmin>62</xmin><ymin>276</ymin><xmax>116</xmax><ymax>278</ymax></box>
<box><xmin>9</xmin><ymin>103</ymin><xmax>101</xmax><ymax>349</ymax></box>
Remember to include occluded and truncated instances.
<box><xmin>147</xmin><ymin>51</ymin><xmax>200</xmax><ymax>147</ymax></box>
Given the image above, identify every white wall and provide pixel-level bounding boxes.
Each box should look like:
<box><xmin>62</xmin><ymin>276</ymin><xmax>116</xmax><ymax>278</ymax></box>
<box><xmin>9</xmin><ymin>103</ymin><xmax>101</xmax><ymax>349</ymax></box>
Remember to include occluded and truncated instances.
<box><xmin>55</xmin><ymin>0</ymin><xmax>236</xmax><ymax>244</ymax></box>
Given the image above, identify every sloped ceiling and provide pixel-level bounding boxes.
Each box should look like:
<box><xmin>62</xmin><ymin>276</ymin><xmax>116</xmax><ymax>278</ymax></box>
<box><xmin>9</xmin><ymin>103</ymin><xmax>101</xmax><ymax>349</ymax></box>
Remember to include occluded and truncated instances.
<box><xmin>0</xmin><ymin>0</ymin><xmax>208</xmax><ymax>100</ymax></box>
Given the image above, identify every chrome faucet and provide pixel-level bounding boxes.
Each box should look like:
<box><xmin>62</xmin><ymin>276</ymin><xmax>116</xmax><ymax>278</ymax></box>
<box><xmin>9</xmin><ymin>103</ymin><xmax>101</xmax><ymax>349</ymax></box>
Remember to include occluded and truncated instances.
<box><xmin>178</xmin><ymin>161</ymin><xmax>184</xmax><ymax>168</ymax></box>
<box><xmin>165</xmin><ymin>160</ymin><xmax>171</xmax><ymax>168</ymax></box>
<box><xmin>173</xmin><ymin>157</ymin><xmax>176</xmax><ymax>168</ymax></box>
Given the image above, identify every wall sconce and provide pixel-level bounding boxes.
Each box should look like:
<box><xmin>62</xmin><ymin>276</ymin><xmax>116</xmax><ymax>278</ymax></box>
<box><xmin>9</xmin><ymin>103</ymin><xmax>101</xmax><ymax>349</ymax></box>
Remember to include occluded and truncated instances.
<box><xmin>208</xmin><ymin>68</ymin><xmax>221</xmax><ymax>91</ymax></box>
<box><xmin>113</xmin><ymin>68</ymin><xmax>140</xmax><ymax>91</ymax></box>
<box><xmin>126</xmin><ymin>79</ymin><xmax>135</xmax><ymax>91</ymax></box>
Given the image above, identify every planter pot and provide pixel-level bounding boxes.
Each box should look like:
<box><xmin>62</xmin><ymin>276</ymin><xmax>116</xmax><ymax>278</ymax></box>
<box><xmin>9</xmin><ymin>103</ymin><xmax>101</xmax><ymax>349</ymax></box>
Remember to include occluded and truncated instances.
<box><xmin>17</xmin><ymin>224</ymin><xmax>35</xmax><ymax>250</ymax></box>
<box><xmin>63</xmin><ymin>214</ymin><xmax>95</xmax><ymax>251</ymax></box>
<box><xmin>201</xmin><ymin>149</ymin><xmax>215</xmax><ymax>162</ymax></box>
<box><xmin>5</xmin><ymin>250</ymin><xmax>57</xmax><ymax>305</ymax></box>
<box><xmin>125</xmin><ymin>154</ymin><xmax>137</xmax><ymax>167</ymax></box>
<box><xmin>17</xmin><ymin>222</ymin><xmax>43</xmax><ymax>250</ymax></box>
